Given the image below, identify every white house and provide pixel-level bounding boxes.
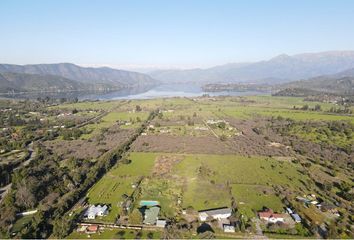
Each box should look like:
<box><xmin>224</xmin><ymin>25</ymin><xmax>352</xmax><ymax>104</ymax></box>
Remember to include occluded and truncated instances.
<box><xmin>84</xmin><ymin>205</ymin><xmax>109</xmax><ymax>219</ymax></box>
<box><xmin>198</xmin><ymin>207</ymin><xmax>232</xmax><ymax>221</ymax></box>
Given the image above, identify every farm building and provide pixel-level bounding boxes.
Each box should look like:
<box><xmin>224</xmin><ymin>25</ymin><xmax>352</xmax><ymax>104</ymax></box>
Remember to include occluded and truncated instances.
<box><xmin>318</xmin><ymin>202</ymin><xmax>339</xmax><ymax>215</ymax></box>
<box><xmin>143</xmin><ymin>206</ymin><xmax>160</xmax><ymax>225</ymax></box>
<box><xmin>198</xmin><ymin>207</ymin><xmax>232</xmax><ymax>221</ymax></box>
<box><xmin>223</xmin><ymin>224</ymin><xmax>236</xmax><ymax>233</ymax></box>
<box><xmin>84</xmin><ymin>205</ymin><xmax>109</xmax><ymax>219</ymax></box>
<box><xmin>156</xmin><ymin>219</ymin><xmax>167</xmax><ymax>228</ymax></box>
<box><xmin>286</xmin><ymin>207</ymin><xmax>293</xmax><ymax>214</ymax></box>
<box><xmin>258</xmin><ymin>209</ymin><xmax>286</xmax><ymax>223</ymax></box>
<box><xmin>291</xmin><ymin>213</ymin><xmax>301</xmax><ymax>223</ymax></box>
<box><xmin>86</xmin><ymin>225</ymin><xmax>99</xmax><ymax>234</ymax></box>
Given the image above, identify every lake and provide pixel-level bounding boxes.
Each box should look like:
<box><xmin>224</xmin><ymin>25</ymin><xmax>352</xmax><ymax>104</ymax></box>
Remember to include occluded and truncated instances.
<box><xmin>0</xmin><ymin>84</ymin><xmax>270</xmax><ymax>100</ymax></box>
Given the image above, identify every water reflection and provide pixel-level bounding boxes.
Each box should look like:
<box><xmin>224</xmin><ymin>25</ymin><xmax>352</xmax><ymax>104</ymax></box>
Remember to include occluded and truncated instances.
<box><xmin>0</xmin><ymin>84</ymin><xmax>269</xmax><ymax>100</ymax></box>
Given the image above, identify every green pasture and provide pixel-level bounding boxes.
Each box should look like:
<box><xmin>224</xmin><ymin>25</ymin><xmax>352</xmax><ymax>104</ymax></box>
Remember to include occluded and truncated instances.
<box><xmin>67</xmin><ymin>228</ymin><xmax>162</xmax><ymax>239</ymax></box>
<box><xmin>80</xmin><ymin>111</ymin><xmax>149</xmax><ymax>139</ymax></box>
<box><xmin>86</xmin><ymin>152</ymin><xmax>156</xmax><ymax>222</ymax></box>
<box><xmin>231</xmin><ymin>184</ymin><xmax>284</xmax><ymax>218</ymax></box>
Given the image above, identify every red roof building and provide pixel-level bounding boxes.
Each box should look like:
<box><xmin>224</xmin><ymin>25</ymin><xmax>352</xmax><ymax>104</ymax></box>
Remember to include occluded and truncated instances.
<box><xmin>86</xmin><ymin>225</ymin><xmax>99</xmax><ymax>233</ymax></box>
<box><xmin>258</xmin><ymin>209</ymin><xmax>286</xmax><ymax>223</ymax></box>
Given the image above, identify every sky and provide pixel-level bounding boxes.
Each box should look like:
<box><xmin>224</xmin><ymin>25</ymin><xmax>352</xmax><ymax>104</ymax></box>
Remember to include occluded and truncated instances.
<box><xmin>1</xmin><ymin>0</ymin><xmax>354</xmax><ymax>69</ymax></box>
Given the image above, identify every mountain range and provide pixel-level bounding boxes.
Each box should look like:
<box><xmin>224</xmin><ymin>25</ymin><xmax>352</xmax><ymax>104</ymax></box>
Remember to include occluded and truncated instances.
<box><xmin>150</xmin><ymin>51</ymin><xmax>354</xmax><ymax>84</ymax></box>
<box><xmin>277</xmin><ymin>67</ymin><xmax>354</xmax><ymax>95</ymax></box>
<box><xmin>0</xmin><ymin>63</ymin><xmax>158</xmax><ymax>93</ymax></box>
<box><xmin>2</xmin><ymin>51</ymin><xmax>354</xmax><ymax>93</ymax></box>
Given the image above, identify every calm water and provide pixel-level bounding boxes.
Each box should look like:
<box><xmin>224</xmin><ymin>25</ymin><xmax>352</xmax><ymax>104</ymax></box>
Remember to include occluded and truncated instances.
<box><xmin>0</xmin><ymin>84</ymin><xmax>270</xmax><ymax>100</ymax></box>
<box><xmin>84</xmin><ymin>84</ymin><xmax>269</xmax><ymax>100</ymax></box>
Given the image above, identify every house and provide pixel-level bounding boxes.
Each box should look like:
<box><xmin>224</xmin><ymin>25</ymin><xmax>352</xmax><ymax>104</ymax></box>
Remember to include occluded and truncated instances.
<box><xmin>291</xmin><ymin>213</ymin><xmax>301</xmax><ymax>223</ymax></box>
<box><xmin>258</xmin><ymin>209</ymin><xmax>286</xmax><ymax>223</ymax></box>
<box><xmin>286</xmin><ymin>207</ymin><xmax>293</xmax><ymax>214</ymax></box>
<box><xmin>143</xmin><ymin>206</ymin><xmax>160</xmax><ymax>225</ymax></box>
<box><xmin>223</xmin><ymin>224</ymin><xmax>236</xmax><ymax>233</ymax></box>
<box><xmin>319</xmin><ymin>202</ymin><xmax>339</xmax><ymax>215</ymax></box>
<box><xmin>156</xmin><ymin>219</ymin><xmax>167</xmax><ymax>228</ymax></box>
<box><xmin>86</xmin><ymin>225</ymin><xmax>99</xmax><ymax>234</ymax></box>
<box><xmin>198</xmin><ymin>207</ymin><xmax>232</xmax><ymax>221</ymax></box>
<box><xmin>84</xmin><ymin>205</ymin><xmax>109</xmax><ymax>219</ymax></box>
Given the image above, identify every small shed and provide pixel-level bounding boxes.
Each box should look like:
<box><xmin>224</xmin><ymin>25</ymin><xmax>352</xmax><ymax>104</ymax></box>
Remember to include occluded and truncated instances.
<box><xmin>156</xmin><ymin>219</ymin><xmax>167</xmax><ymax>228</ymax></box>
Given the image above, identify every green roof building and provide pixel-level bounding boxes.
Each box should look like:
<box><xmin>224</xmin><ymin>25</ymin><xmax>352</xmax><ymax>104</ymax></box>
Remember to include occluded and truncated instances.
<box><xmin>143</xmin><ymin>206</ymin><xmax>160</xmax><ymax>225</ymax></box>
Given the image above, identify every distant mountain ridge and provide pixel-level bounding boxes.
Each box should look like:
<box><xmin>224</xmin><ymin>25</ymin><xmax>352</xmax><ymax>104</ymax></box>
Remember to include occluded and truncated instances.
<box><xmin>0</xmin><ymin>63</ymin><xmax>158</xmax><ymax>93</ymax></box>
<box><xmin>0</xmin><ymin>72</ymin><xmax>92</xmax><ymax>93</ymax></box>
<box><xmin>274</xmin><ymin>67</ymin><xmax>354</xmax><ymax>97</ymax></box>
<box><xmin>149</xmin><ymin>51</ymin><xmax>354</xmax><ymax>84</ymax></box>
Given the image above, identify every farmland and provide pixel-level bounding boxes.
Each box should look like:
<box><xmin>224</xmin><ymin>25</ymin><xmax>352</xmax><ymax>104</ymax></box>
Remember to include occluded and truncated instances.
<box><xmin>1</xmin><ymin>95</ymin><xmax>353</xmax><ymax>239</ymax></box>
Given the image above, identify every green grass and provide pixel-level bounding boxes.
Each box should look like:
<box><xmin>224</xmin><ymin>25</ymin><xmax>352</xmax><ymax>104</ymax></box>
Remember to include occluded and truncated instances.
<box><xmin>231</xmin><ymin>184</ymin><xmax>283</xmax><ymax>218</ymax></box>
<box><xmin>84</xmin><ymin>148</ymin><xmax>319</xmax><ymax>224</ymax></box>
<box><xmin>11</xmin><ymin>215</ymin><xmax>32</xmax><ymax>233</ymax></box>
<box><xmin>67</xmin><ymin>228</ymin><xmax>162</xmax><ymax>239</ymax></box>
<box><xmin>288</xmin><ymin>123</ymin><xmax>353</xmax><ymax>150</ymax></box>
<box><xmin>81</xmin><ymin>111</ymin><xmax>149</xmax><ymax>139</ymax></box>
<box><xmin>138</xmin><ymin>178</ymin><xmax>182</xmax><ymax>218</ymax></box>
<box><xmin>171</xmin><ymin>154</ymin><xmax>308</xmax><ymax>211</ymax></box>
<box><xmin>222</xmin><ymin>105</ymin><xmax>354</xmax><ymax>122</ymax></box>
<box><xmin>54</xmin><ymin>101</ymin><xmax>122</xmax><ymax>111</ymax></box>
<box><xmin>86</xmin><ymin>152</ymin><xmax>156</xmax><ymax>222</ymax></box>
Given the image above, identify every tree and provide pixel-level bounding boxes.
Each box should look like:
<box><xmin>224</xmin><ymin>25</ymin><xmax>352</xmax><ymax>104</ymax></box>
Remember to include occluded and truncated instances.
<box><xmin>327</xmin><ymin>221</ymin><xmax>338</xmax><ymax>239</ymax></box>
<box><xmin>52</xmin><ymin>217</ymin><xmax>72</xmax><ymax>238</ymax></box>
<box><xmin>220</xmin><ymin>134</ymin><xmax>227</xmax><ymax>141</ymax></box>
<box><xmin>218</xmin><ymin>122</ymin><xmax>226</xmax><ymax>129</ymax></box>
<box><xmin>135</xmin><ymin>105</ymin><xmax>142</xmax><ymax>112</ymax></box>
<box><xmin>301</xmin><ymin>105</ymin><xmax>309</xmax><ymax>110</ymax></box>
<box><xmin>16</xmin><ymin>185</ymin><xmax>36</xmax><ymax>209</ymax></box>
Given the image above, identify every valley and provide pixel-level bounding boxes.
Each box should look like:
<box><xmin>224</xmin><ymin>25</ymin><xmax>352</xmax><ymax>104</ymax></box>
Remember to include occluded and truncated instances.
<box><xmin>0</xmin><ymin>95</ymin><xmax>352</xmax><ymax>239</ymax></box>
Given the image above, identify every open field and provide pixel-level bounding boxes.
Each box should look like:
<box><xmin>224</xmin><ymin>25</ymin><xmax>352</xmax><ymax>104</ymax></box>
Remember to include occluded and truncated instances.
<box><xmin>86</xmin><ymin>152</ymin><xmax>315</xmax><ymax>222</ymax></box>
<box><xmin>2</xmin><ymin>95</ymin><xmax>352</xmax><ymax>238</ymax></box>
<box><xmin>231</xmin><ymin>184</ymin><xmax>283</xmax><ymax>218</ymax></box>
<box><xmin>85</xmin><ymin>152</ymin><xmax>156</xmax><ymax>222</ymax></box>
<box><xmin>54</xmin><ymin>101</ymin><xmax>123</xmax><ymax>111</ymax></box>
<box><xmin>67</xmin><ymin>228</ymin><xmax>162</xmax><ymax>239</ymax></box>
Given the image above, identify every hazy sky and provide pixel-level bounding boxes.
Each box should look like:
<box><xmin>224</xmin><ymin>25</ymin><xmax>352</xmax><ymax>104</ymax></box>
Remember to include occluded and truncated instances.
<box><xmin>1</xmin><ymin>0</ymin><xmax>354</xmax><ymax>69</ymax></box>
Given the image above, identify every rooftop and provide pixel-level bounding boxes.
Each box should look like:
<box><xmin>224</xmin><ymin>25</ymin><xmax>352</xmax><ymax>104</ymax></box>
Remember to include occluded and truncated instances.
<box><xmin>199</xmin><ymin>207</ymin><xmax>232</xmax><ymax>216</ymax></box>
<box><xmin>143</xmin><ymin>206</ymin><xmax>160</xmax><ymax>225</ymax></box>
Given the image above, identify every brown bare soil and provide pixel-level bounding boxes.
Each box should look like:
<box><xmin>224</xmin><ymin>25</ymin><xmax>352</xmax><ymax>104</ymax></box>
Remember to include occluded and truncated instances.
<box><xmin>45</xmin><ymin>128</ymin><xmax>134</xmax><ymax>159</ymax></box>
<box><xmin>132</xmin><ymin>118</ymin><xmax>294</xmax><ymax>157</ymax></box>
<box><xmin>152</xmin><ymin>155</ymin><xmax>184</xmax><ymax>177</ymax></box>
